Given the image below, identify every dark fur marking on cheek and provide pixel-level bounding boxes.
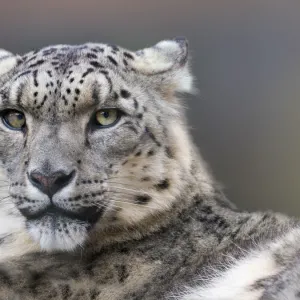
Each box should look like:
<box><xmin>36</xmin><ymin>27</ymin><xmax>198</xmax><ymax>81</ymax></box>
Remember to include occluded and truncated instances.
<box><xmin>145</xmin><ymin>127</ymin><xmax>161</xmax><ymax>147</ymax></box>
<box><xmin>135</xmin><ymin>195</ymin><xmax>151</xmax><ymax>204</ymax></box>
<box><xmin>154</xmin><ymin>179</ymin><xmax>170</xmax><ymax>190</ymax></box>
<box><xmin>127</xmin><ymin>126</ymin><xmax>138</xmax><ymax>134</ymax></box>
<box><xmin>135</xmin><ymin>151</ymin><xmax>142</xmax><ymax>157</ymax></box>
<box><xmin>123</xmin><ymin>122</ymin><xmax>138</xmax><ymax>134</ymax></box>
<box><xmin>85</xmin><ymin>137</ymin><xmax>91</xmax><ymax>149</ymax></box>
<box><xmin>141</xmin><ymin>177</ymin><xmax>150</xmax><ymax>182</ymax></box>
<box><xmin>165</xmin><ymin>146</ymin><xmax>174</xmax><ymax>159</ymax></box>
<box><xmin>147</xmin><ymin>150</ymin><xmax>155</xmax><ymax>157</ymax></box>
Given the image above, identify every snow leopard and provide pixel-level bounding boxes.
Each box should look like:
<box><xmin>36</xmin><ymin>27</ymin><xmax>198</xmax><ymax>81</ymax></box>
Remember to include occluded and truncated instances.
<box><xmin>0</xmin><ymin>38</ymin><xmax>299</xmax><ymax>300</ymax></box>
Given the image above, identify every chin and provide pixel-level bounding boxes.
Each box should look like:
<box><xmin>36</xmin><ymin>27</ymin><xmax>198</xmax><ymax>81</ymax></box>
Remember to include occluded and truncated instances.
<box><xmin>26</xmin><ymin>215</ymin><xmax>91</xmax><ymax>251</ymax></box>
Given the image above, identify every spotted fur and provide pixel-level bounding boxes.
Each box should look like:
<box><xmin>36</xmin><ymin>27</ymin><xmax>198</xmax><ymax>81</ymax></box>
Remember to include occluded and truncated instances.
<box><xmin>0</xmin><ymin>38</ymin><xmax>299</xmax><ymax>299</ymax></box>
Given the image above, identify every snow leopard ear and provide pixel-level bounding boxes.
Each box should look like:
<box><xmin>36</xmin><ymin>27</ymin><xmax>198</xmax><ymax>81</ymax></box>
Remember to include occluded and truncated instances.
<box><xmin>0</xmin><ymin>49</ymin><xmax>19</xmax><ymax>78</ymax></box>
<box><xmin>132</xmin><ymin>38</ymin><xmax>193</xmax><ymax>94</ymax></box>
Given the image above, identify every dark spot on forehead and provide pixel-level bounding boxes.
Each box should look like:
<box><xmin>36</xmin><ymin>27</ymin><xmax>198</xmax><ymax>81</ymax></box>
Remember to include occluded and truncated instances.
<box><xmin>82</xmin><ymin>68</ymin><xmax>94</xmax><ymax>78</ymax></box>
<box><xmin>107</xmin><ymin>56</ymin><xmax>118</xmax><ymax>66</ymax></box>
<box><xmin>86</xmin><ymin>53</ymin><xmax>98</xmax><ymax>59</ymax></box>
<box><xmin>124</xmin><ymin>52</ymin><xmax>134</xmax><ymax>60</ymax></box>
<box><xmin>92</xmin><ymin>83</ymin><xmax>101</xmax><ymax>104</ymax></box>
<box><xmin>33</xmin><ymin>70</ymin><xmax>38</xmax><ymax>87</ymax></box>
<box><xmin>113</xmin><ymin>92</ymin><xmax>119</xmax><ymax>100</ymax></box>
<box><xmin>120</xmin><ymin>89</ymin><xmax>131</xmax><ymax>99</ymax></box>
<box><xmin>90</xmin><ymin>61</ymin><xmax>104</xmax><ymax>68</ymax></box>
<box><xmin>16</xmin><ymin>70</ymin><xmax>31</xmax><ymax>80</ymax></box>
<box><xmin>28</xmin><ymin>59</ymin><xmax>45</xmax><ymax>68</ymax></box>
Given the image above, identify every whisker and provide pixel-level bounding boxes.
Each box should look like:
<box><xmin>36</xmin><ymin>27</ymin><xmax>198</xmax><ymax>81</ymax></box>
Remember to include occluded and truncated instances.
<box><xmin>107</xmin><ymin>185</ymin><xmax>152</xmax><ymax>196</ymax></box>
<box><xmin>111</xmin><ymin>198</ymin><xmax>164</xmax><ymax>211</ymax></box>
<box><xmin>0</xmin><ymin>196</ymin><xmax>11</xmax><ymax>202</ymax></box>
<box><xmin>105</xmin><ymin>181</ymin><xmax>150</xmax><ymax>188</ymax></box>
<box><xmin>91</xmin><ymin>188</ymin><xmax>145</xmax><ymax>198</ymax></box>
<box><xmin>105</xmin><ymin>176</ymin><xmax>140</xmax><ymax>181</ymax></box>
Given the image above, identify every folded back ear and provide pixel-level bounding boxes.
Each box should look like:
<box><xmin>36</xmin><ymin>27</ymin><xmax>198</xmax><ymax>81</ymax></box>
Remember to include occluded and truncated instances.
<box><xmin>0</xmin><ymin>49</ymin><xmax>19</xmax><ymax>79</ymax></box>
<box><xmin>132</xmin><ymin>38</ymin><xmax>193</xmax><ymax>95</ymax></box>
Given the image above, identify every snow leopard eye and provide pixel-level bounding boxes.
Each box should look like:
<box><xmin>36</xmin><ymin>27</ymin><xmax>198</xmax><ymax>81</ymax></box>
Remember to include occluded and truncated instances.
<box><xmin>94</xmin><ymin>109</ymin><xmax>120</xmax><ymax>128</ymax></box>
<box><xmin>1</xmin><ymin>110</ymin><xmax>26</xmax><ymax>130</ymax></box>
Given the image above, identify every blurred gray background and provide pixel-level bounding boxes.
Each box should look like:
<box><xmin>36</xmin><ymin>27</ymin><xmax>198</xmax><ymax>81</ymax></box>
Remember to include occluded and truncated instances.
<box><xmin>1</xmin><ymin>0</ymin><xmax>300</xmax><ymax>215</ymax></box>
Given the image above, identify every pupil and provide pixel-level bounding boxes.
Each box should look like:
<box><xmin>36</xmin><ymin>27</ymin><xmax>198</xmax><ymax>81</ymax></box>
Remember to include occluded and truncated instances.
<box><xmin>103</xmin><ymin>111</ymin><xmax>110</xmax><ymax>118</ymax></box>
<box><xmin>16</xmin><ymin>114</ymin><xmax>23</xmax><ymax>120</ymax></box>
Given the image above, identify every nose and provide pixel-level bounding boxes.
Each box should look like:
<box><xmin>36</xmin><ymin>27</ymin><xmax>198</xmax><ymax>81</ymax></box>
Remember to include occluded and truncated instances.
<box><xmin>28</xmin><ymin>170</ymin><xmax>76</xmax><ymax>198</ymax></box>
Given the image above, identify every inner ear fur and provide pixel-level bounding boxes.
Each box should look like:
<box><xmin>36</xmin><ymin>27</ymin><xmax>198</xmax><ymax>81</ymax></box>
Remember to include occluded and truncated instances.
<box><xmin>131</xmin><ymin>38</ymin><xmax>194</xmax><ymax>95</ymax></box>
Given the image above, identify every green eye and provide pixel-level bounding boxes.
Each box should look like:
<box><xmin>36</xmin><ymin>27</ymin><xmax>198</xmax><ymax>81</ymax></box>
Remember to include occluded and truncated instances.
<box><xmin>2</xmin><ymin>110</ymin><xmax>26</xmax><ymax>130</ymax></box>
<box><xmin>95</xmin><ymin>109</ymin><xmax>120</xmax><ymax>127</ymax></box>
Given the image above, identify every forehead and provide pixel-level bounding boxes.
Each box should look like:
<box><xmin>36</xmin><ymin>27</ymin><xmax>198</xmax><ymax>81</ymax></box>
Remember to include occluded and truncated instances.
<box><xmin>1</xmin><ymin>44</ymin><xmax>137</xmax><ymax>120</ymax></box>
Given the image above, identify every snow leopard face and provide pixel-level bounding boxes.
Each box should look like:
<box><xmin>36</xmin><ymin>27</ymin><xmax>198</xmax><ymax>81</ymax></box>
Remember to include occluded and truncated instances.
<box><xmin>0</xmin><ymin>39</ymin><xmax>194</xmax><ymax>251</ymax></box>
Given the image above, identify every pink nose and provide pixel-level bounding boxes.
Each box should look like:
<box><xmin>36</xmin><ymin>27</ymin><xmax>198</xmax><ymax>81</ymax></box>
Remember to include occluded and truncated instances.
<box><xmin>28</xmin><ymin>170</ymin><xmax>75</xmax><ymax>198</ymax></box>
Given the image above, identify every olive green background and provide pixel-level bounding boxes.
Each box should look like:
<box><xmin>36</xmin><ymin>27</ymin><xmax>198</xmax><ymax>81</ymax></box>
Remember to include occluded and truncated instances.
<box><xmin>1</xmin><ymin>0</ymin><xmax>300</xmax><ymax>215</ymax></box>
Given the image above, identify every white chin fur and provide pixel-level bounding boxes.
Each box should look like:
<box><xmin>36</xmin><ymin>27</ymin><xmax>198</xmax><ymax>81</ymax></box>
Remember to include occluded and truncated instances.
<box><xmin>27</xmin><ymin>219</ymin><xmax>89</xmax><ymax>251</ymax></box>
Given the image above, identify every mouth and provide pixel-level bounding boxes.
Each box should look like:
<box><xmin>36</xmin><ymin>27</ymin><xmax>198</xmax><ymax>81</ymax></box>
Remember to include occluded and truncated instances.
<box><xmin>19</xmin><ymin>204</ymin><xmax>104</xmax><ymax>225</ymax></box>
<box><xmin>22</xmin><ymin>204</ymin><xmax>105</xmax><ymax>251</ymax></box>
